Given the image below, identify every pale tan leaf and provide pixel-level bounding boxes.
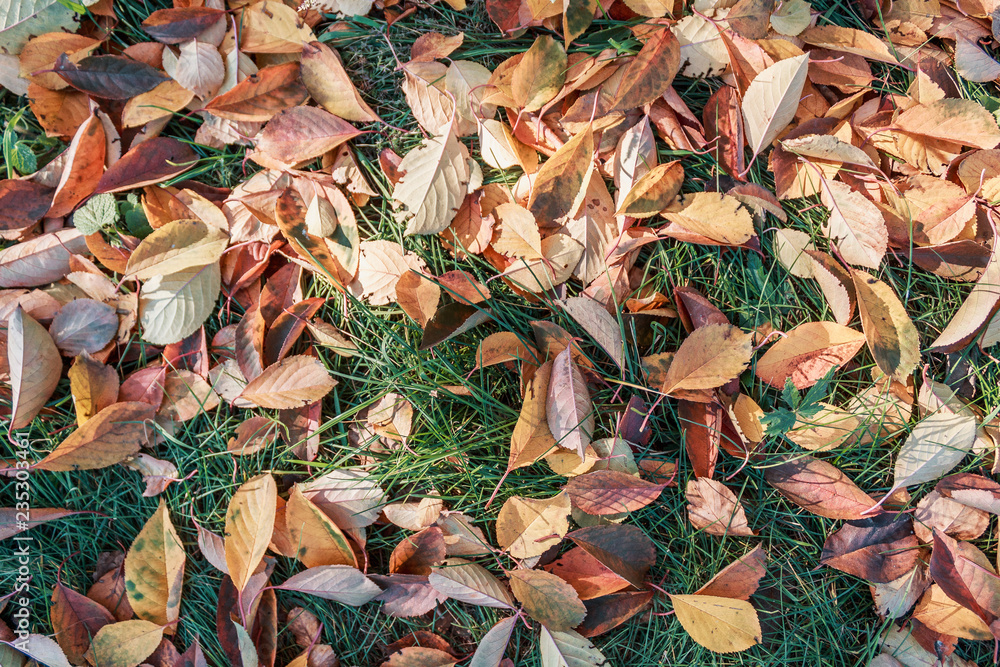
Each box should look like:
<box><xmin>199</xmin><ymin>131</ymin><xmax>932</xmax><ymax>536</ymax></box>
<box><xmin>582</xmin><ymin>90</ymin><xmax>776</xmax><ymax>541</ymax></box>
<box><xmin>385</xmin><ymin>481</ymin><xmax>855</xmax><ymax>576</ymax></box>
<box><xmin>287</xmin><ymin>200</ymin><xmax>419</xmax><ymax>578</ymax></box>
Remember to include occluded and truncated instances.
<box><xmin>539</xmin><ymin>627</ymin><xmax>608</xmax><ymax>667</ymax></box>
<box><xmin>685</xmin><ymin>478</ymin><xmax>755</xmax><ymax>537</ymax></box>
<box><xmin>170</xmin><ymin>40</ymin><xmax>224</xmax><ymax>99</ymax></box>
<box><xmin>891</xmin><ymin>412</ymin><xmax>977</xmax><ymax>493</ymax></box>
<box><xmin>0</xmin><ymin>229</ymin><xmax>88</xmax><ymax>288</ymax></box>
<box><xmin>931</xmin><ymin>238</ymin><xmax>1000</xmax><ymax>350</ymax></box>
<box><xmin>7</xmin><ymin>307</ymin><xmax>61</xmax><ymax>430</ymax></box>
<box><xmin>819</xmin><ymin>179</ymin><xmax>887</xmax><ymax>268</ymax></box>
<box><xmin>348</xmin><ymin>240</ymin><xmax>427</xmax><ymax>306</ymax></box>
<box><xmin>742</xmin><ymin>54</ymin><xmax>810</xmax><ymax>156</ymax></box>
<box><xmin>393</xmin><ymin>124</ymin><xmax>470</xmax><ymax>236</ymax></box>
<box><xmin>664</xmin><ymin>192</ymin><xmax>754</xmax><ymax>245</ymax></box>
<box><xmin>139</xmin><ymin>262</ymin><xmax>221</xmax><ymax>346</ymax></box>
<box><xmin>239</xmin><ymin>355</ymin><xmax>336</xmax><ymax>409</ymax></box>
<box><xmin>427</xmin><ymin>558</ymin><xmax>514</xmax><ymax>608</ymax></box>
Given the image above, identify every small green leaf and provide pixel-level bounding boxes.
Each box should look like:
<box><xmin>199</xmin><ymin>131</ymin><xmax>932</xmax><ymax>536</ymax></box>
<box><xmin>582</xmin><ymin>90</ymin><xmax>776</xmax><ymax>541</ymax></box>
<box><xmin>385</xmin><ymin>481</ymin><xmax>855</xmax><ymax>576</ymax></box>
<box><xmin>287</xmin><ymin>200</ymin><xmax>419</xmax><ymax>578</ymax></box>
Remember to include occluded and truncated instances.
<box><xmin>125</xmin><ymin>208</ymin><xmax>153</xmax><ymax>238</ymax></box>
<box><xmin>73</xmin><ymin>193</ymin><xmax>118</xmax><ymax>235</ymax></box>
<box><xmin>10</xmin><ymin>142</ymin><xmax>36</xmax><ymax>175</ymax></box>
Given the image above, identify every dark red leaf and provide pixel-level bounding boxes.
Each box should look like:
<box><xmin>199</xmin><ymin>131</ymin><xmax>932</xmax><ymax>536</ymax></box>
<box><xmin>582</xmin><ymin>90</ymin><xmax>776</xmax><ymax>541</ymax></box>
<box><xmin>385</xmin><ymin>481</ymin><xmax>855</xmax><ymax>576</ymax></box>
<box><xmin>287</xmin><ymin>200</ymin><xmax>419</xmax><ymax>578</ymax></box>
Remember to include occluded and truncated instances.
<box><xmin>577</xmin><ymin>590</ymin><xmax>654</xmax><ymax>638</ymax></box>
<box><xmin>820</xmin><ymin>514</ymin><xmax>919</xmax><ymax>583</ymax></box>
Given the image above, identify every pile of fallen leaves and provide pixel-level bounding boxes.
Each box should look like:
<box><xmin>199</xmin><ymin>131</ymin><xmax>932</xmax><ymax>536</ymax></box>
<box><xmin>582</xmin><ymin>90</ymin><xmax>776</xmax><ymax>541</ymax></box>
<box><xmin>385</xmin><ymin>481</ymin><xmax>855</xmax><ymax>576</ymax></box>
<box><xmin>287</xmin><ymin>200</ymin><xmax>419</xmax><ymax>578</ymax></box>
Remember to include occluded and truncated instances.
<box><xmin>3</xmin><ymin>0</ymin><xmax>1000</xmax><ymax>664</ymax></box>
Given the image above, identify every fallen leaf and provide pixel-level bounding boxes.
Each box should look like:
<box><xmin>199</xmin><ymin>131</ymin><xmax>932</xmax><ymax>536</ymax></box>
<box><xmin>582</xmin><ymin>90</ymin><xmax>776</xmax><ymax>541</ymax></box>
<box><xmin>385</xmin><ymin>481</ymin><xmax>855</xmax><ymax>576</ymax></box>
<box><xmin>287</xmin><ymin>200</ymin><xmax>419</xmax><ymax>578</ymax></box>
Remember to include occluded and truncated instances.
<box><xmin>124</xmin><ymin>498</ymin><xmax>185</xmax><ymax>631</ymax></box>
<box><xmin>755</xmin><ymin>321</ymin><xmax>865</xmax><ymax>389</ymax></box>
<box><xmin>35</xmin><ymin>402</ymin><xmax>156</xmax><ymax>471</ymax></box>
<box><xmin>669</xmin><ymin>594</ymin><xmax>762</xmax><ymax>654</ymax></box>
<box><xmin>685</xmin><ymin>478</ymin><xmax>756</xmax><ymax>537</ymax></box>
<box><xmin>225</xmin><ymin>473</ymin><xmax>277</xmax><ymax>592</ymax></box>
<box><xmin>496</xmin><ymin>492</ymin><xmax>571</xmax><ymax>558</ymax></box>
<box><xmin>508</xmin><ymin>569</ymin><xmax>587</xmax><ymax>631</ymax></box>
<box><xmin>820</xmin><ymin>514</ymin><xmax>919</xmax><ymax>583</ymax></box>
<box><xmin>742</xmin><ymin>54</ymin><xmax>810</xmax><ymax>156</ymax></box>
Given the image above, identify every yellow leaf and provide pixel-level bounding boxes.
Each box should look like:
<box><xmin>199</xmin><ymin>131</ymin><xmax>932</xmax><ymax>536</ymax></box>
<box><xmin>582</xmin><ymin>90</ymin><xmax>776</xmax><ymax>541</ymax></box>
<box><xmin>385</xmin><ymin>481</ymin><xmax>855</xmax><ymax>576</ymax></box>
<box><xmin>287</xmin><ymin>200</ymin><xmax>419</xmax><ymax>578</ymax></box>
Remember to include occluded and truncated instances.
<box><xmin>225</xmin><ymin>473</ymin><xmax>277</xmax><ymax>592</ymax></box>
<box><xmin>124</xmin><ymin>499</ymin><xmax>185</xmax><ymax>632</ymax></box>
<box><xmin>669</xmin><ymin>594</ymin><xmax>762</xmax><ymax>653</ymax></box>
<box><xmin>285</xmin><ymin>484</ymin><xmax>358</xmax><ymax>568</ymax></box>
<box><xmin>496</xmin><ymin>492</ymin><xmax>571</xmax><ymax>558</ymax></box>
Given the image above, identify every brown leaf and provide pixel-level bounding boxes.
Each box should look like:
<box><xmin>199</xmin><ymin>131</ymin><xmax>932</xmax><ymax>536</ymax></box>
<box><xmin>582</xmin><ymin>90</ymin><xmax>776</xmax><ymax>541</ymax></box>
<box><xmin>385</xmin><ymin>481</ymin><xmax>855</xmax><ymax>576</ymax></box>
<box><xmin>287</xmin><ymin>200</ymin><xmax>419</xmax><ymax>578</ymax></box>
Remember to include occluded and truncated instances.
<box><xmin>928</xmin><ymin>530</ymin><xmax>1000</xmax><ymax>628</ymax></box>
<box><xmin>820</xmin><ymin>514</ymin><xmax>919</xmax><ymax>583</ymax></box>
<box><xmin>94</xmin><ymin>137</ymin><xmax>197</xmax><ymax>194</ymax></box>
<box><xmin>0</xmin><ymin>180</ymin><xmax>53</xmax><ymax>230</ymax></box>
<box><xmin>685</xmin><ymin>478</ymin><xmax>756</xmax><ymax>537</ymax></box>
<box><xmin>397</xmin><ymin>271</ymin><xmax>441</xmax><ymax>328</ymax></box>
<box><xmin>608</xmin><ymin>27</ymin><xmax>680</xmax><ymax>111</ymax></box>
<box><xmin>50</xmin><ymin>581</ymin><xmax>115</xmax><ymax>663</ymax></box>
<box><xmin>389</xmin><ymin>527</ymin><xmax>447</xmax><ymax>576</ymax></box>
<box><xmin>913</xmin><ymin>491</ymin><xmax>989</xmax><ymax>543</ymax></box>
<box><xmin>546</xmin><ymin>345</ymin><xmax>594</xmax><ymax>459</ymax></box>
<box><xmin>678</xmin><ymin>399</ymin><xmax>721</xmax><ymax>479</ymax></box>
<box><xmin>47</xmin><ymin>113</ymin><xmax>106</xmax><ymax>218</ymax></box>
<box><xmin>764</xmin><ymin>455</ymin><xmax>878</xmax><ymax>519</ymax></box>
<box><xmin>0</xmin><ymin>507</ymin><xmax>78</xmax><ymax>541</ymax></box>
<box><xmin>565</xmin><ymin>470</ymin><xmax>665</xmax><ymax>515</ymax></box>
<box><xmin>577</xmin><ymin>590</ymin><xmax>655</xmax><ymax>638</ymax></box>
<box><xmin>204</xmin><ymin>62</ymin><xmax>309</xmax><ymax>122</ymax></box>
<box><xmin>567</xmin><ymin>524</ymin><xmax>656</xmax><ymax>589</ymax></box>
<box><xmin>543</xmin><ymin>547</ymin><xmax>631</xmax><ymax>600</ymax></box>
<box><xmin>254</xmin><ymin>107</ymin><xmax>361</xmax><ymax>166</ymax></box>
<box><xmin>36</xmin><ymin>402</ymin><xmax>156</xmax><ymax>471</ymax></box>
<box><xmin>696</xmin><ymin>546</ymin><xmax>769</xmax><ymax>600</ymax></box>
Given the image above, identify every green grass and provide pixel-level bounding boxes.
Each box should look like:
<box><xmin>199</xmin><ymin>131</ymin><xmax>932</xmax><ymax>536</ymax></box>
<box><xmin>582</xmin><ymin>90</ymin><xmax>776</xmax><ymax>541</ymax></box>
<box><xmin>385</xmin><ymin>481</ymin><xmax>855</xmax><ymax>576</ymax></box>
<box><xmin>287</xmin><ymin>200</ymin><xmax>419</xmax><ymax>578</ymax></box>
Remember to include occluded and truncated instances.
<box><xmin>2</xmin><ymin>0</ymin><xmax>1000</xmax><ymax>665</ymax></box>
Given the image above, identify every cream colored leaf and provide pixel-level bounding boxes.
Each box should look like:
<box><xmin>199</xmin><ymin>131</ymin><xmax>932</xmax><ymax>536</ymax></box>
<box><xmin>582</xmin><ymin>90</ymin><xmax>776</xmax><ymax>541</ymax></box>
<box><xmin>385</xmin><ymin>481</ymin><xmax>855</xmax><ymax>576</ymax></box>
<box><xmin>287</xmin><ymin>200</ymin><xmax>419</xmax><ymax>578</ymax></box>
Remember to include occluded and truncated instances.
<box><xmin>428</xmin><ymin>558</ymin><xmax>514</xmax><ymax>608</ymax></box>
<box><xmin>493</xmin><ymin>203</ymin><xmax>543</xmax><ymax>258</ymax></box>
<box><xmin>613</xmin><ymin>116</ymin><xmax>656</xmax><ymax>210</ymax></box>
<box><xmin>0</xmin><ymin>229</ymin><xmax>88</xmax><ymax>288</ymax></box>
<box><xmin>275</xmin><ymin>565</ymin><xmax>381</xmax><ymax>605</ymax></box>
<box><xmin>139</xmin><ymin>262</ymin><xmax>221</xmax><ymax>346</ymax></box>
<box><xmin>819</xmin><ymin>179</ymin><xmax>887</xmax><ymax>268</ymax></box>
<box><xmin>891</xmin><ymin>412</ymin><xmax>977</xmax><ymax>493</ymax></box>
<box><xmin>563</xmin><ymin>296</ymin><xmax>624</xmax><ymax>368</ymax></box>
<box><xmin>931</xmin><ymin>238</ymin><xmax>1000</xmax><ymax>350</ymax></box>
<box><xmin>239</xmin><ymin>355</ymin><xmax>336</xmax><ymax>409</ymax></box>
<box><xmin>539</xmin><ymin>627</ymin><xmax>608</xmax><ymax>667</ymax></box>
<box><xmin>669</xmin><ymin>594</ymin><xmax>762</xmax><ymax>654</ymax></box>
<box><xmin>469</xmin><ymin>616</ymin><xmax>517</xmax><ymax>667</ymax></box>
<box><xmin>685</xmin><ymin>478</ymin><xmax>755</xmax><ymax>537</ymax></box>
<box><xmin>402</xmin><ymin>61</ymin><xmax>454</xmax><ymax>136</ymax></box>
<box><xmin>773</xmin><ymin>228</ymin><xmax>816</xmax><ymax>278</ymax></box>
<box><xmin>672</xmin><ymin>14</ymin><xmax>728</xmax><ymax>79</ymax></box>
<box><xmin>742</xmin><ymin>54</ymin><xmax>810</xmax><ymax>156</ymax></box>
<box><xmin>348</xmin><ymin>240</ymin><xmax>427</xmax><ymax>306</ymax></box>
<box><xmin>171</xmin><ymin>40</ymin><xmax>224</xmax><ymax>99</ymax></box>
<box><xmin>225</xmin><ymin>473</ymin><xmax>277</xmax><ymax>592</ymax></box>
<box><xmin>393</xmin><ymin>125</ymin><xmax>471</xmax><ymax>236</ymax></box>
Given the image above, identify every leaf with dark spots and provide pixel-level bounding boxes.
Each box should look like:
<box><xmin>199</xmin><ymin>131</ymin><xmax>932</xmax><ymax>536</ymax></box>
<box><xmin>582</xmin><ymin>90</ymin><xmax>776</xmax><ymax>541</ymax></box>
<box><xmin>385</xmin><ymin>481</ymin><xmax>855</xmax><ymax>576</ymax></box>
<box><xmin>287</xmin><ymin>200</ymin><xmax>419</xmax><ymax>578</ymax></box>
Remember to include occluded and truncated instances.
<box><xmin>142</xmin><ymin>7</ymin><xmax>226</xmax><ymax>44</ymax></box>
<box><xmin>94</xmin><ymin>137</ymin><xmax>198</xmax><ymax>194</ymax></box>
<box><xmin>820</xmin><ymin>513</ymin><xmax>919</xmax><ymax>583</ymax></box>
<box><xmin>418</xmin><ymin>302</ymin><xmax>492</xmax><ymax>350</ymax></box>
<box><xmin>54</xmin><ymin>54</ymin><xmax>170</xmax><ymax>99</ymax></box>
<box><xmin>577</xmin><ymin>590</ymin><xmax>654</xmax><ymax>638</ymax></box>
<box><xmin>0</xmin><ymin>180</ymin><xmax>52</xmax><ymax>230</ymax></box>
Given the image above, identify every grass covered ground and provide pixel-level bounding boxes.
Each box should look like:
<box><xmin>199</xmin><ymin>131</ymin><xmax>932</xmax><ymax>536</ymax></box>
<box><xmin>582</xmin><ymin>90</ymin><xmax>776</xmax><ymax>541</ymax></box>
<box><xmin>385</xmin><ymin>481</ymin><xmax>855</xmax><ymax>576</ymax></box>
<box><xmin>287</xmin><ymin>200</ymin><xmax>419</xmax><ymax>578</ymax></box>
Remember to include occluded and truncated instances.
<box><xmin>2</xmin><ymin>0</ymin><xmax>1000</xmax><ymax>665</ymax></box>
